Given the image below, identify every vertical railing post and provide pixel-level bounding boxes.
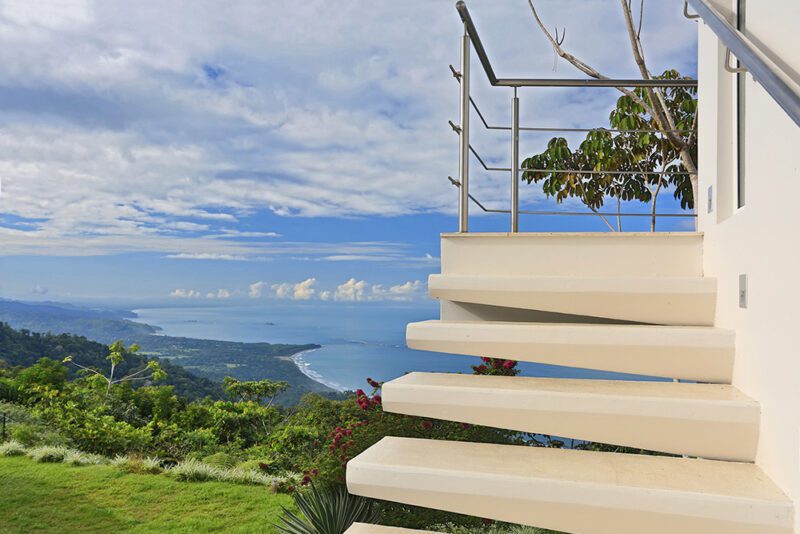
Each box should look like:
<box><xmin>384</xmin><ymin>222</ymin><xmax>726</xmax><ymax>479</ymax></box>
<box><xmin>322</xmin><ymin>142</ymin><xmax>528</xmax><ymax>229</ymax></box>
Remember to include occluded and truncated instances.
<box><xmin>458</xmin><ymin>27</ymin><xmax>470</xmax><ymax>233</ymax></box>
<box><xmin>510</xmin><ymin>88</ymin><xmax>519</xmax><ymax>233</ymax></box>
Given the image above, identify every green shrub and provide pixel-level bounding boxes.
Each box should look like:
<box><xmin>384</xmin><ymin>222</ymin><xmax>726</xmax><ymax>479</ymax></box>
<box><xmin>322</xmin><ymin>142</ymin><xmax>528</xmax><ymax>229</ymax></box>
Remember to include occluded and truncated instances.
<box><xmin>63</xmin><ymin>449</ymin><xmax>107</xmax><ymax>466</ymax></box>
<box><xmin>28</xmin><ymin>445</ymin><xmax>69</xmax><ymax>463</ymax></box>
<box><xmin>0</xmin><ymin>440</ymin><xmax>26</xmax><ymax>456</ymax></box>
<box><xmin>11</xmin><ymin>423</ymin><xmax>42</xmax><ymax>447</ymax></box>
<box><xmin>110</xmin><ymin>455</ymin><xmax>163</xmax><ymax>474</ymax></box>
<box><xmin>203</xmin><ymin>452</ymin><xmax>236</xmax><ymax>469</ymax></box>
<box><xmin>168</xmin><ymin>459</ymin><xmax>223</xmax><ymax>482</ymax></box>
<box><xmin>219</xmin><ymin>467</ymin><xmax>272</xmax><ymax>486</ymax></box>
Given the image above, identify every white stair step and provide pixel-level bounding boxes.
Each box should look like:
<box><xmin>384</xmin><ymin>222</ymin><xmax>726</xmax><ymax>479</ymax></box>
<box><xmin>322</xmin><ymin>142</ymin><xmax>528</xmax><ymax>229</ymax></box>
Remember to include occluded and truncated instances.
<box><xmin>440</xmin><ymin>232</ymin><xmax>704</xmax><ymax>278</ymax></box>
<box><xmin>345</xmin><ymin>524</ymin><xmax>434</xmax><ymax>533</ymax></box>
<box><xmin>406</xmin><ymin>320</ymin><xmax>734</xmax><ymax>383</ymax></box>
<box><xmin>383</xmin><ymin>373</ymin><xmax>759</xmax><ymax>461</ymax></box>
<box><xmin>428</xmin><ymin>274</ymin><xmax>716</xmax><ymax>326</ymax></box>
<box><xmin>347</xmin><ymin>437</ymin><xmax>793</xmax><ymax>534</ymax></box>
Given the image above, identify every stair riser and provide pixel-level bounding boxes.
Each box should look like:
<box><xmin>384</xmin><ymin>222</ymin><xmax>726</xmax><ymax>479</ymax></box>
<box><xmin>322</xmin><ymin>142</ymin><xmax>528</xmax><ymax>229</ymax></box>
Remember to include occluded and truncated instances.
<box><xmin>383</xmin><ymin>388</ymin><xmax>758</xmax><ymax>461</ymax></box>
<box><xmin>347</xmin><ymin>469</ymin><xmax>792</xmax><ymax>534</ymax></box>
<box><xmin>429</xmin><ymin>287</ymin><xmax>716</xmax><ymax>325</ymax></box>
<box><xmin>406</xmin><ymin>334</ymin><xmax>734</xmax><ymax>383</ymax></box>
<box><xmin>440</xmin><ymin>233</ymin><xmax>704</xmax><ymax>278</ymax></box>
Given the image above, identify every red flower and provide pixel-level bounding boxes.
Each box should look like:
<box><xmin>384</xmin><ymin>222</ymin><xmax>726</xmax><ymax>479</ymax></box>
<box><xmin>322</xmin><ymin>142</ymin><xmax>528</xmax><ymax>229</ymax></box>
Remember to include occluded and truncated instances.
<box><xmin>356</xmin><ymin>389</ymin><xmax>365</xmax><ymax>398</ymax></box>
<box><xmin>367</xmin><ymin>377</ymin><xmax>381</xmax><ymax>388</ymax></box>
<box><xmin>422</xmin><ymin>420</ymin><xmax>432</xmax><ymax>430</ymax></box>
<box><xmin>301</xmin><ymin>476</ymin><xmax>311</xmax><ymax>486</ymax></box>
<box><xmin>372</xmin><ymin>395</ymin><xmax>382</xmax><ymax>405</ymax></box>
<box><xmin>502</xmin><ymin>360</ymin><xmax>515</xmax><ymax>369</ymax></box>
<box><xmin>474</xmin><ymin>365</ymin><xmax>487</xmax><ymax>374</ymax></box>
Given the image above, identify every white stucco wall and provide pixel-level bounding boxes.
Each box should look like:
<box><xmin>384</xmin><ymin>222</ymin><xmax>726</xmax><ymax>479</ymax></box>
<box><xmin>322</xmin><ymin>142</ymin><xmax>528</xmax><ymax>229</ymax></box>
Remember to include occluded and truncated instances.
<box><xmin>697</xmin><ymin>1</ymin><xmax>800</xmax><ymax>530</ymax></box>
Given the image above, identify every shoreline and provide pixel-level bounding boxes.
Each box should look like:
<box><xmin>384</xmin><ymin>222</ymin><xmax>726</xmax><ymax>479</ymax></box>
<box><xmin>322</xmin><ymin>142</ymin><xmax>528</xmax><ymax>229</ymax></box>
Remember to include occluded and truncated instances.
<box><xmin>290</xmin><ymin>348</ymin><xmax>349</xmax><ymax>392</ymax></box>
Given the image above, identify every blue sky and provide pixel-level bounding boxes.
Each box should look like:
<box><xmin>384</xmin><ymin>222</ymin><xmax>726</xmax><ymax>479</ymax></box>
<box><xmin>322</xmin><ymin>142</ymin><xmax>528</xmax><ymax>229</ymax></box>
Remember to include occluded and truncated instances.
<box><xmin>0</xmin><ymin>0</ymin><xmax>697</xmax><ymax>306</ymax></box>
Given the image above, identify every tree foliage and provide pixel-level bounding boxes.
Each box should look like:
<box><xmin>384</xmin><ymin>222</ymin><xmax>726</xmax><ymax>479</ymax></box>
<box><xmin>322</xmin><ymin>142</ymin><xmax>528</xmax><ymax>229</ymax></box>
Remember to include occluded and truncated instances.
<box><xmin>522</xmin><ymin>70</ymin><xmax>697</xmax><ymax>231</ymax></box>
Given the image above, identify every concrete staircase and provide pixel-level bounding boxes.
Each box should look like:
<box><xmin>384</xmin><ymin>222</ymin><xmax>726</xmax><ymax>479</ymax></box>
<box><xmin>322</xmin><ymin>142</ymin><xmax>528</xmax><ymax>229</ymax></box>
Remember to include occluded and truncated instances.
<box><xmin>346</xmin><ymin>233</ymin><xmax>794</xmax><ymax>533</ymax></box>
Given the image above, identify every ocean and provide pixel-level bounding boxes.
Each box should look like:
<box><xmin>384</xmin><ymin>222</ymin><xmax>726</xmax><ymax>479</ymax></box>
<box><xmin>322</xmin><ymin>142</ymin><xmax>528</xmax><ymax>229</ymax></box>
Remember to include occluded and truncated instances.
<box><xmin>133</xmin><ymin>302</ymin><xmax>655</xmax><ymax>392</ymax></box>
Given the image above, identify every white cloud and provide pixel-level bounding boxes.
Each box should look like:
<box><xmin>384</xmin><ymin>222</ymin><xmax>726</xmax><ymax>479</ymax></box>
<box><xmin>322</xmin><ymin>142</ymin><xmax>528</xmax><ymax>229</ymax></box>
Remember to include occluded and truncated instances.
<box><xmin>0</xmin><ymin>0</ymin><xmax>696</xmax><ymax>257</ymax></box>
<box><xmin>272</xmin><ymin>278</ymin><xmax>316</xmax><ymax>300</ymax></box>
<box><xmin>248</xmin><ymin>281</ymin><xmax>266</xmax><ymax>299</ymax></box>
<box><xmin>207</xmin><ymin>288</ymin><xmax>231</xmax><ymax>299</ymax></box>
<box><xmin>166</xmin><ymin>253</ymin><xmax>249</xmax><ymax>261</ymax></box>
<box><xmin>333</xmin><ymin>278</ymin><xmax>368</xmax><ymax>302</ymax></box>
<box><xmin>170</xmin><ymin>288</ymin><xmax>201</xmax><ymax>298</ymax></box>
<box><xmin>30</xmin><ymin>284</ymin><xmax>49</xmax><ymax>295</ymax></box>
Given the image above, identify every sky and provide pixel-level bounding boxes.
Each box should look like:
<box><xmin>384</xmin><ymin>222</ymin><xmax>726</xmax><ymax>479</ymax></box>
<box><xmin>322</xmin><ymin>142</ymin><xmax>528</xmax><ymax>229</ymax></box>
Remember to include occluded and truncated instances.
<box><xmin>0</xmin><ymin>0</ymin><xmax>698</xmax><ymax>306</ymax></box>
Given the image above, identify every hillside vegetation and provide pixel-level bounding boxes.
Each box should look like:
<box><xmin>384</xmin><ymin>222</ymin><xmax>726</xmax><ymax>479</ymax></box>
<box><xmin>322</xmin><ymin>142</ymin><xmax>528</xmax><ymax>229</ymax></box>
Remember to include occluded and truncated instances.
<box><xmin>0</xmin><ymin>299</ymin><xmax>331</xmax><ymax>404</ymax></box>
<box><xmin>0</xmin><ymin>322</ymin><xmax>221</xmax><ymax>400</ymax></box>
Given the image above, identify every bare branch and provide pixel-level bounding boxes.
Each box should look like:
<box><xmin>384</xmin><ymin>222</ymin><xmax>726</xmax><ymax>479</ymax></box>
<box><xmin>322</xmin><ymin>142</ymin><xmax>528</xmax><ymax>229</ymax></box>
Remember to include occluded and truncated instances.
<box><xmin>526</xmin><ymin>1</ymin><xmax>659</xmax><ymax>122</ymax></box>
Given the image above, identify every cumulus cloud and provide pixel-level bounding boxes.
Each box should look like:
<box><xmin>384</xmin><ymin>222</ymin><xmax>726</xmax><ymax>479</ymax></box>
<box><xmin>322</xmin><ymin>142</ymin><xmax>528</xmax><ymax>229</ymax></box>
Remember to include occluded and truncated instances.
<box><xmin>248</xmin><ymin>281</ymin><xmax>266</xmax><ymax>299</ymax></box>
<box><xmin>327</xmin><ymin>278</ymin><xmax>424</xmax><ymax>302</ymax></box>
<box><xmin>333</xmin><ymin>278</ymin><xmax>369</xmax><ymax>302</ymax></box>
<box><xmin>272</xmin><ymin>278</ymin><xmax>317</xmax><ymax>300</ymax></box>
<box><xmin>207</xmin><ymin>289</ymin><xmax>231</xmax><ymax>299</ymax></box>
<box><xmin>170</xmin><ymin>288</ymin><xmax>201</xmax><ymax>298</ymax></box>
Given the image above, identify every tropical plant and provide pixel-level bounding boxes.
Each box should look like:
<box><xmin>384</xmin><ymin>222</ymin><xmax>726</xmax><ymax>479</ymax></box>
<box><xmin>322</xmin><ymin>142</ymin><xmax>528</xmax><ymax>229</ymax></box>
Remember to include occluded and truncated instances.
<box><xmin>275</xmin><ymin>483</ymin><xmax>378</xmax><ymax>534</ymax></box>
<box><xmin>0</xmin><ymin>440</ymin><xmax>26</xmax><ymax>457</ymax></box>
<box><xmin>63</xmin><ymin>449</ymin><xmax>108</xmax><ymax>466</ymax></box>
<box><xmin>63</xmin><ymin>340</ymin><xmax>166</xmax><ymax>401</ymax></box>
<box><xmin>223</xmin><ymin>376</ymin><xmax>289</xmax><ymax>408</ymax></box>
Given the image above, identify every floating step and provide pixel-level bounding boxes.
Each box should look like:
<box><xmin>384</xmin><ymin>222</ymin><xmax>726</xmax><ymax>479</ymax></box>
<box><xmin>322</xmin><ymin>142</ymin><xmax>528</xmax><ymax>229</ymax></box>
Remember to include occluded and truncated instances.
<box><xmin>406</xmin><ymin>320</ymin><xmax>734</xmax><ymax>383</ymax></box>
<box><xmin>382</xmin><ymin>372</ymin><xmax>759</xmax><ymax>461</ymax></box>
<box><xmin>440</xmin><ymin>232</ymin><xmax>704</xmax><ymax>278</ymax></box>
<box><xmin>345</xmin><ymin>524</ymin><xmax>434</xmax><ymax>533</ymax></box>
<box><xmin>347</xmin><ymin>437</ymin><xmax>793</xmax><ymax>534</ymax></box>
<box><xmin>428</xmin><ymin>274</ymin><xmax>717</xmax><ymax>325</ymax></box>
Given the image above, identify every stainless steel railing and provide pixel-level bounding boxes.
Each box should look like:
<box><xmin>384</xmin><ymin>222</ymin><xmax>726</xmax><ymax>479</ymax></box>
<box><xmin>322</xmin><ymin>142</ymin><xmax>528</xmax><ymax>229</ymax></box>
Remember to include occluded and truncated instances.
<box><xmin>452</xmin><ymin>1</ymin><xmax>698</xmax><ymax>233</ymax></box>
<box><xmin>685</xmin><ymin>0</ymin><xmax>800</xmax><ymax>128</ymax></box>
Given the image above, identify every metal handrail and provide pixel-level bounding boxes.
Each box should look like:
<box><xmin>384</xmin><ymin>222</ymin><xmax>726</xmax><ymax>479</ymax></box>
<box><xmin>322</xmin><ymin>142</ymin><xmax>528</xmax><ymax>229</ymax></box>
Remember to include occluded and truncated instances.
<box><xmin>686</xmin><ymin>0</ymin><xmax>800</xmax><ymax>128</ymax></box>
<box><xmin>447</xmin><ymin>177</ymin><xmax>696</xmax><ymax>218</ymax></box>
<box><xmin>455</xmin><ymin>1</ymin><xmax>698</xmax><ymax>89</ymax></box>
<box><xmin>452</xmin><ymin>1</ymin><xmax>699</xmax><ymax>233</ymax></box>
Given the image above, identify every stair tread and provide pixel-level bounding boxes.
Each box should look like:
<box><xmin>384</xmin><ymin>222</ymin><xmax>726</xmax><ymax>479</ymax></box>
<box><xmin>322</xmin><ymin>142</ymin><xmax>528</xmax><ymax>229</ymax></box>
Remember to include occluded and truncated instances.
<box><xmin>406</xmin><ymin>320</ymin><xmax>734</xmax><ymax>383</ymax></box>
<box><xmin>430</xmin><ymin>273</ymin><xmax>715</xmax><ymax>287</ymax></box>
<box><xmin>389</xmin><ymin>372</ymin><xmax>754</xmax><ymax>403</ymax></box>
<box><xmin>410</xmin><ymin>319</ymin><xmax>733</xmax><ymax>343</ymax></box>
<box><xmin>383</xmin><ymin>373</ymin><xmax>759</xmax><ymax>461</ymax></box>
<box><xmin>348</xmin><ymin>437</ymin><xmax>793</xmax><ymax>533</ymax></box>
<box><xmin>352</xmin><ymin>437</ymin><xmax>785</xmax><ymax>501</ymax></box>
<box><xmin>428</xmin><ymin>274</ymin><xmax>717</xmax><ymax>326</ymax></box>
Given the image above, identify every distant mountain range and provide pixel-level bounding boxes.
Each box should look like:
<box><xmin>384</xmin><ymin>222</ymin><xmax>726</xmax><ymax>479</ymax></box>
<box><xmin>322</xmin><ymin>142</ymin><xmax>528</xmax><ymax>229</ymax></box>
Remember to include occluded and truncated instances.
<box><xmin>0</xmin><ymin>299</ymin><xmax>332</xmax><ymax>404</ymax></box>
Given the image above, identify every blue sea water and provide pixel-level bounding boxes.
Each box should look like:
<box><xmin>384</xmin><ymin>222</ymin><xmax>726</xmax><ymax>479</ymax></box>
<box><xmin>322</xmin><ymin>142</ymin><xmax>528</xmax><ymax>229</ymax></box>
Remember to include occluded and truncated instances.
<box><xmin>133</xmin><ymin>302</ymin><xmax>656</xmax><ymax>392</ymax></box>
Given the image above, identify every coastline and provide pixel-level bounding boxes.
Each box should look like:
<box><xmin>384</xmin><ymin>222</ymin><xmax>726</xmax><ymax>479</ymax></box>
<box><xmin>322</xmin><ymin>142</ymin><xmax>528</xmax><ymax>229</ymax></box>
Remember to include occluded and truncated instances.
<box><xmin>290</xmin><ymin>347</ymin><xmax>349</xmax><ymax>392</ymax></box>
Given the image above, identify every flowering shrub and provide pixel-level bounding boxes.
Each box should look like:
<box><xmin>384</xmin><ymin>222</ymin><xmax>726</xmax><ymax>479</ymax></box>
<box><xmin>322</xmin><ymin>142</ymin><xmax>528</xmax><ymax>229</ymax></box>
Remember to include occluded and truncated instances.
<box><xmin>472</xmin><ymin>357</ymin><xmax>520</xmax><ymax>377</ymax></box>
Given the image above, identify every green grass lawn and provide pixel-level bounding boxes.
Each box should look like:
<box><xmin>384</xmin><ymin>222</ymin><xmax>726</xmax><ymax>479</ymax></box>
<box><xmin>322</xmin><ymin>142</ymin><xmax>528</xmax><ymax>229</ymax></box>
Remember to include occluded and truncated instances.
<box><xmin>0</xmin><ymin>456</ymin><xmax>294</xmax><ymax>533</ymax></box>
